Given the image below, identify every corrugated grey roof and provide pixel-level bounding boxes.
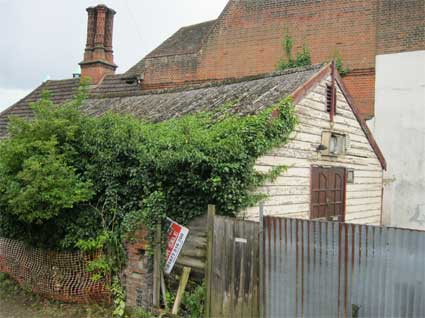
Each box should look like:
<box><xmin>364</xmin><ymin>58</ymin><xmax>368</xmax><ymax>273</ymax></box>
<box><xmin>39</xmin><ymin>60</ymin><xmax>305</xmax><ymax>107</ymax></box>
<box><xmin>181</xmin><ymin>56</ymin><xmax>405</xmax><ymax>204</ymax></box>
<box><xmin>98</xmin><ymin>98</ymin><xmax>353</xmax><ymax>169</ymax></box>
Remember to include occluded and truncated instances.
<box><xmin>0</xmin><ymin>65</ymin><xmax>322</xmax><ymax>138</ymax></box>
<box><xmin>83</xmin><ymin>64</ymin><xmax>323</xmax><ymax>121</ymax></box>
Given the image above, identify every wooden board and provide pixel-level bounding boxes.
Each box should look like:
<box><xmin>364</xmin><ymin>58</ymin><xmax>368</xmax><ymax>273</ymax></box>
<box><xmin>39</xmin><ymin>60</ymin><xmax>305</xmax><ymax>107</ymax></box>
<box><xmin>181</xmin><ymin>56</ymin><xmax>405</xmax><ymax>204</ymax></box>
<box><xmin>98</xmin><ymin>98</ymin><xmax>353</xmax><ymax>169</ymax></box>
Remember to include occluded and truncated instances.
<box><xmin>208</xmin><ymin>216</ymin><xmax>260</xmax><ymax>318</ymax></box>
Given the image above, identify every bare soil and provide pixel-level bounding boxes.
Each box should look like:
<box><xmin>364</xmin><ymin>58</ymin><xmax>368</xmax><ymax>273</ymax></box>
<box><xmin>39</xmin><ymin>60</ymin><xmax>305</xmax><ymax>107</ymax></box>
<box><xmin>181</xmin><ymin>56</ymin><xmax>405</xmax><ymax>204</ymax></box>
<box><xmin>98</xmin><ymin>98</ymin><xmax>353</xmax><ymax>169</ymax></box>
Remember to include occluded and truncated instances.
<box><xmin>0</xmin><ymin>274</ymin><xmax>112</xmax><ymax>318</ymax></box>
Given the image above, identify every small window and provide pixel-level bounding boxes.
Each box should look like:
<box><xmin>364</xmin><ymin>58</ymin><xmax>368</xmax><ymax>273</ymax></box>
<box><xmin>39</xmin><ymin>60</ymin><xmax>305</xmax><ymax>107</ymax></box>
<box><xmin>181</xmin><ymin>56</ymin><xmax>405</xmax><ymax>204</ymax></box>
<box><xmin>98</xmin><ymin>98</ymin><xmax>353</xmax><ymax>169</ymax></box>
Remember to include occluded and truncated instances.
<box><xmin>326</xmin><ymin>84</ymin><xmax>336</xmax><ymax>114</ymax></box>
<box><xmin>329</xmin><ymin>134</ymin><xmax>345</xmax><ymax>155</ymax></box>
<box><xmin>320</xmin><ymin>131</ymin><xmax>346</xmax><ymax>156</ymax></box>
<box><xmin>347</xmin><ymin>169</ymin><xmax>355</xmax><ymax>183</ymax></box>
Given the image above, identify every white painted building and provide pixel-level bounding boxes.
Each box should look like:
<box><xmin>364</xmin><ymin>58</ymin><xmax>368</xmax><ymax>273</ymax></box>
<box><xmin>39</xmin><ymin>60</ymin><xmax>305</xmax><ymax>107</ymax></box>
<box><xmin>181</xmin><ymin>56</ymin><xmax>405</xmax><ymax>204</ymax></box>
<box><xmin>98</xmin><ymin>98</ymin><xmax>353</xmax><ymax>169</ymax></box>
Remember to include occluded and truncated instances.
<box><xmin>370</xmin><ymin>50</ymin><xmax>425</xmax><ymax>230</ymax></box>
<box><xmin>243</xmin><ymin>64</ymin><xmax>386</xmax><ymax>224</ymax></box>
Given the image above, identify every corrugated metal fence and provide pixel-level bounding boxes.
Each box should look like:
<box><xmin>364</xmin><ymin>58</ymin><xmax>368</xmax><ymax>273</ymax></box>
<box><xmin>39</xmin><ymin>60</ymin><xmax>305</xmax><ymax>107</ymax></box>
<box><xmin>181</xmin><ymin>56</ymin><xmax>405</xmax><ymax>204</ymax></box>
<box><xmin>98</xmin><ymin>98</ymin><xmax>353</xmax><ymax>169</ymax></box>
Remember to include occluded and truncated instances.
<box><xmin>263</xmin><ymin>216</ymin><xmax>425</xmax><ymax>318</ymax></box>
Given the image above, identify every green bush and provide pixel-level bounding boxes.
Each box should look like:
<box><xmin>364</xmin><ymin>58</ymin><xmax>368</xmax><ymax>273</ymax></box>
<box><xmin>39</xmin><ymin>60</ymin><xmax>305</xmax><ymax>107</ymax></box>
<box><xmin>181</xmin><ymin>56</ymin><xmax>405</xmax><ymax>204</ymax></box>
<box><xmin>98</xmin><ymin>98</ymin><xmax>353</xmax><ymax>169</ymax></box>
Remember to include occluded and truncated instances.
<box><xmin>0</xmin><ymin>84</ymin><xmax>297</xmax><ymax>256</ymax></box>
<box><xmin>182</xmin><ymin>282</ymin><xmax>206</xmax><ymax>318</ymax></box>
<box><xmin>0</xmin><ymin>84</ymin><xmax>297</xmax><ymax>317</ymax></box>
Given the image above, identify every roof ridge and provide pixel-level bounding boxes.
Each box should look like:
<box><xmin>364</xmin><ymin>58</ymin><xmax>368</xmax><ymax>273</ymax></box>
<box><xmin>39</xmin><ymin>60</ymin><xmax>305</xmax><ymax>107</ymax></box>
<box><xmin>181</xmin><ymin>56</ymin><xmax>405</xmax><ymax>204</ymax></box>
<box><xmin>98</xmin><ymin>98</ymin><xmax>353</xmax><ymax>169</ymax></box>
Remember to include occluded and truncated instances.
<box><xmin>44</xmin><ymin>78</ymin><xmax>81</xmax><ymax>84</ymax></box>
<box><xmin>95</xmin><ymin>64</ymin><xmax>324</xmax><ymax>99</ymax></box>
<box><xmin>179</xmin><ymin>19</ymin><xmax>217</xmax><ymax>30</ymax></box>
<box><xmin>144</xmin><ymin>20</ymin><xmax>217</xmax><ymax>59</ymax></box>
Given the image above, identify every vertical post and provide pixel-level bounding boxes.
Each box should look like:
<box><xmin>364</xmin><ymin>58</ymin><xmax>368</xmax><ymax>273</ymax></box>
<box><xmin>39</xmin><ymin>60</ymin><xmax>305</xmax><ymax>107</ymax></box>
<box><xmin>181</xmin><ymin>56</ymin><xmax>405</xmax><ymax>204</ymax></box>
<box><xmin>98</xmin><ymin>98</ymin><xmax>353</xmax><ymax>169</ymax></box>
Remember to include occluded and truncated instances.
<box><xmin>153</xmin><ymin>223</ymin><xmax>161</xmax><ymax>307</ymax></box>
<box><xmin>160</xmin><ymin>272</ymin><xmax>168</xmax><ymax>310</ymax></box>
<box><xmin>259</xmin><ymin>202</ymin><xmax>265</xmax><ymax>318</ymax></box>
<box><xmin>172</xmin><ymin>266</ymin><xmax>192</xmax><ymax>315</ymax></box>
<box><xmin>205</xmin><ymin>204</ymin><xmax>216</xmax><ymax>318</ymax></box>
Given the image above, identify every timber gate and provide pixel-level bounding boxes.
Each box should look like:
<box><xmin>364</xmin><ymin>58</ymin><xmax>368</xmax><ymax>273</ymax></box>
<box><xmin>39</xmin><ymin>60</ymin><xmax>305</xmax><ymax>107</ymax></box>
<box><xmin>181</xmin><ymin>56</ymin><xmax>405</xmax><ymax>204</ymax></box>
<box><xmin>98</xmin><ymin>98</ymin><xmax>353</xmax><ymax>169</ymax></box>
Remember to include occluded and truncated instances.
<box><xmin>263</xmin><ymin>216</ymin><xmax>425</xmax><ymax>318</ymax></box>
<box><xmin>206</xmin><ymin>215</ymin><xmax>260</xmax><ymax>318</ymax></box>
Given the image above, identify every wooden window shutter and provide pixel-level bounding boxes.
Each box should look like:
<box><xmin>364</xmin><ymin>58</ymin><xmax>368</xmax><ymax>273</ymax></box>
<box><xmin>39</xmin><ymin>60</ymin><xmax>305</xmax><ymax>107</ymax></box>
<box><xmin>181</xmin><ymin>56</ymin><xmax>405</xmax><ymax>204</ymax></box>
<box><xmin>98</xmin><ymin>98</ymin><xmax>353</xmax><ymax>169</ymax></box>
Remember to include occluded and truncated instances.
<box><xmin>326</xmin><ymin>84</ymin><xmax>336</xmax><ymax>115</ymax></box>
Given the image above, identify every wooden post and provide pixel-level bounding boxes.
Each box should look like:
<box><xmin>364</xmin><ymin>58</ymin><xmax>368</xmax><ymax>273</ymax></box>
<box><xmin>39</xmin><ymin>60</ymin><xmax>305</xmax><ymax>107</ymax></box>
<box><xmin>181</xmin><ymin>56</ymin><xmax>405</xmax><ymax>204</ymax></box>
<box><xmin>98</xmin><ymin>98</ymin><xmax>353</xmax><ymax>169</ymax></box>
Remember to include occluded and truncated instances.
<box><xmin>172</xmin><ymin>266</ymin><xmax>192</xmax><ymax>315</ymax></box>
<box><xmin>205</xmin><ymin>204</ymin><xmax>216</xmax><ymax>318</ymax></box>
<box><xmin>259</xmin><ymin>202</ymin><xmax>265</xmax><ymax>318</ymax></box>
<box><xmin>160</xmin><ymin>271</ymin><xmax>168</xmax><ymax>310</ymax></box>
<box><xmin>153</xmin><ymin>223</ymin><xmax>161</xmax><ymax>307</ymax></box>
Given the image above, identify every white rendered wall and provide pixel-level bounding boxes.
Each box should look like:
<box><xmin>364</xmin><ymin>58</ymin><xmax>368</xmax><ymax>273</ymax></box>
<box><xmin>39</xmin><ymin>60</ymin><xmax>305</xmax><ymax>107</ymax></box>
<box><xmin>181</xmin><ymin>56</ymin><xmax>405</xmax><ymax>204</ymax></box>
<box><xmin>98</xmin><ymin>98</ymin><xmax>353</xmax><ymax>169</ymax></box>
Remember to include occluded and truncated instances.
<box><xmin>372</xmin><ymin>50</ymin><xmax>425</xmax><ymax>230</ymax></box>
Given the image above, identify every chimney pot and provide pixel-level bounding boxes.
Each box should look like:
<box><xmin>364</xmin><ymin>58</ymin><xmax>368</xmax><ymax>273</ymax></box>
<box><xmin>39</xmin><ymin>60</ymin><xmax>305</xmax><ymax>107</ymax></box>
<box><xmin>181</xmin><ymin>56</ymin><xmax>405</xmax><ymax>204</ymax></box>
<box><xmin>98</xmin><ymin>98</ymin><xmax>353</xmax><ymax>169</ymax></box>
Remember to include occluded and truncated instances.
<box><xmin>79</xmin><ymin>4</ymin><xmax>117</xmax><ymax>84</ymax></box>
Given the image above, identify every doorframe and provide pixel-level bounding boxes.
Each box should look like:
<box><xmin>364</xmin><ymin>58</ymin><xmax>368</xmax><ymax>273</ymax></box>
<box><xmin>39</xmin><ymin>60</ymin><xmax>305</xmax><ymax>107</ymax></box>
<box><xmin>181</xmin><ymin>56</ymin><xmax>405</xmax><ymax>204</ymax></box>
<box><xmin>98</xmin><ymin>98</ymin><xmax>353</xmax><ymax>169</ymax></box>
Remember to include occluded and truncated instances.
<box><xmin>309</xmin><ymin>165</ymin><xmax>347</xmax><ymax>222</ymax></box>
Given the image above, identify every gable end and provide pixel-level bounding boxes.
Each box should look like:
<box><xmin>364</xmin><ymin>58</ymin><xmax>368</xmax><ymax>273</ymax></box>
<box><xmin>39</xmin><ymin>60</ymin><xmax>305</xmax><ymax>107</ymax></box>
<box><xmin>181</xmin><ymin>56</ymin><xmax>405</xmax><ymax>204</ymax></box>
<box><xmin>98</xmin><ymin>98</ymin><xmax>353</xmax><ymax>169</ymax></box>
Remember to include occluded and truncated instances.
<box><xmin>290</xmin><ymin>63</ymin><xmax>386</xmax><ymax>170</ymax></box>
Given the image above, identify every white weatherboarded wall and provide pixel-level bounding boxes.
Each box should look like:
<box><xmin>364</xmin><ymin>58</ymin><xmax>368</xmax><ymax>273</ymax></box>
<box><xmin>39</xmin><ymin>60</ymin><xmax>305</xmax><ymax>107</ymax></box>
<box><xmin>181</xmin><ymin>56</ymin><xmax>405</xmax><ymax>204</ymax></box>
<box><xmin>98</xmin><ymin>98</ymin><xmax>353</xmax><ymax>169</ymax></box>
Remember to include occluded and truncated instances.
<box><xmin>241</xmin><ymin>76</ymin><xmax>384</xmax><ymax>224</ymax></box>
<box><xmin>371</xmin><ymin>50</ymin><xmax>425</xmax><ymax>230</ymax></box>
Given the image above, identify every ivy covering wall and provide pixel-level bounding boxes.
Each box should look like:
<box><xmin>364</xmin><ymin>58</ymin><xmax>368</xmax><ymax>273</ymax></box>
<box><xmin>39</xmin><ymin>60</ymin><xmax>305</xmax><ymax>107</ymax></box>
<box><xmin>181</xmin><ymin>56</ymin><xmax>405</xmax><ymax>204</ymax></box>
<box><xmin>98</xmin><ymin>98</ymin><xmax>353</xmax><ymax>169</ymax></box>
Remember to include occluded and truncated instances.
<box><xmin>0</xmin><ymin>84</ymin><xmax>297</xmax><ymax>259</ymax></box>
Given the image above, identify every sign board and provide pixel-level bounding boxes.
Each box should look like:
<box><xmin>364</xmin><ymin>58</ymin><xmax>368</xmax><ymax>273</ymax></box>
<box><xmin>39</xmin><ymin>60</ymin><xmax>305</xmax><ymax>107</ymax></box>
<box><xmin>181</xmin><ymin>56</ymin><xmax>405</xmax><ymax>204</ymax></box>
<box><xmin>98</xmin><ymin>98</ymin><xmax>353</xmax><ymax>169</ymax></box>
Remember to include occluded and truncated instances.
<box><xmin>164</xmin><ymin>218</ymin><xmax>189</xmax><ymax>274</ymax></box>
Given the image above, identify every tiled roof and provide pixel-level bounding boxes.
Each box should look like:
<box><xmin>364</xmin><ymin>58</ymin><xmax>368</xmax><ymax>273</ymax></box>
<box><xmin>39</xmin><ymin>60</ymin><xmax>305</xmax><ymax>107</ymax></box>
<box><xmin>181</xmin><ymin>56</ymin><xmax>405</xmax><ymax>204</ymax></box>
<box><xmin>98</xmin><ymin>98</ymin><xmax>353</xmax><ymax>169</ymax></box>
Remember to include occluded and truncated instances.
<box><xmin>0</xmin><ymin>78</ymin><xmax>81</xmax><ymax>138</ymax></box>
<box><xmin>148</xmin><ymin>20</ymin><xmax>216</xmax><ymax>58</ymax></box>
<box><xmin>0</xmin><ymin>74</ymin><xmax>144</xmax><ymax>138</ymax></box>
<box><xmin>125</xmin><ymin>20</ymin><xmax>216</xmax><ymax>77</ymax></box>
<box><xmin>90</xmin><ymin>74</ymin><xmax>141</xmax><ymax>98</ymax></box>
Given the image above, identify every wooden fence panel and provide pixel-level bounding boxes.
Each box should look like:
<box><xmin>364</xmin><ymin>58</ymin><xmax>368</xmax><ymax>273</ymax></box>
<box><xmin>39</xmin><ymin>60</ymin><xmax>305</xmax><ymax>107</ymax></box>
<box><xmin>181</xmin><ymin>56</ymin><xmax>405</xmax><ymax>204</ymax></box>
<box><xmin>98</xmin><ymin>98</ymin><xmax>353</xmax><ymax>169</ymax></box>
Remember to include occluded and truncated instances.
<box><xmin>175</xmin><ymin>215</ymin><xmax>208</xmax><ymax>275</ymax></box>
<box><xmin>208</xmin><ymin>216</ymin><xmax>259</xmax><ymax>318</ymax></box>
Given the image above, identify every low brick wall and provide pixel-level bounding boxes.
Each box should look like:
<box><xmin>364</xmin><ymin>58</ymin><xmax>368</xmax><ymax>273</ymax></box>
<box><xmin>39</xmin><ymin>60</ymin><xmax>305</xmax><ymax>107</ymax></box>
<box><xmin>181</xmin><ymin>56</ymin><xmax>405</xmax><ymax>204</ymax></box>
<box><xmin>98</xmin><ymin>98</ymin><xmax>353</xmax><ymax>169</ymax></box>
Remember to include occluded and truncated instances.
<box><xmin>123</xmin><ymin>226</ymin><xmax>154</xmax><ymax>310</ymax></box>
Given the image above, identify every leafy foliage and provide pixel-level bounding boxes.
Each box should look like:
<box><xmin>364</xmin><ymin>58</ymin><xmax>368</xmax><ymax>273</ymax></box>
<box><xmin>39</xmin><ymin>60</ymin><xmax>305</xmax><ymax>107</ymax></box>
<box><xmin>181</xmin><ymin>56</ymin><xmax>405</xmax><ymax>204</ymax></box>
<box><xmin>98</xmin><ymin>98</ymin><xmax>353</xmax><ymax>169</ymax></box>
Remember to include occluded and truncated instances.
<box><xmin>182</xmin><ymin>282</ymin><xmax>206</xmax><ymax>318</ymax></box>
<box><xmin>333</xmin><ymin>51</ymin><xmax>350</xmax><ymax>77</ymax></box>
<box><xmin>0</xmin><ymin>87</ymin><xmax>297</xmax><ymax>316</ymax></box>
<box><xmin>0</xmin><ymin>84</ymin><xmax>297</xmax><ymax>317</ymax></box>
<box><xmin>0</xmin><ymin>90</ymin><xmax>93</xmax><ymax>225</ymax></box>
<box><xmin>277</xmin><ymin>33</ymin><xmax>312</xmax><ymax>71</ymax></box>
<box><xmin>110</xmin><ymin>277</ymin><xmax>126</xmax><ymax>318</ymax></box>
<box><xmin>0</xmin><ymin>88</ymin><xmax>297</xmax><ymax>252</ymax></box>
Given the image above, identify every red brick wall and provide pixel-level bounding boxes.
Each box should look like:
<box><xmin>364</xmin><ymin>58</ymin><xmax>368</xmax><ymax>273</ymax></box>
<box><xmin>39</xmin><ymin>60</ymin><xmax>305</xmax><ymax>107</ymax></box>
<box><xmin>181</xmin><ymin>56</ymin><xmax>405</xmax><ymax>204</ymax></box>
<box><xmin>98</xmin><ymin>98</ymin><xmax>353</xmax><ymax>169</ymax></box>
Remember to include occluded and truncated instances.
<box><xmin>343</xmin><ymin>69</ymin><xmax>376</xmax><ymax>120</ymax></box>
<box><xmin>143</xmin><ymin>54</ymin><xmax>200</xmax><ymax>88</ymax></box>
<box><xmin>123</xmin><ymin>226</ymin><xmax>153</xmax><ymax>310</ymax></box>
<box><xmin>140</xmin><ymin>0</ymin><xmax>424</xmax><ymax>118</ymax></box>
<box><xmin>196</xmin><ymin>0</ymin><xmax>378</xmax><ymax>116</ymax></box>
<box><xmin>376</xmin><ymin>0</ymin><xmax>425</xmax><ymax>55</ymax></box>
<box><xmin>199</xmin><ymin>1</ymin><xmax>377</xmax><ymax>75</ymax></box>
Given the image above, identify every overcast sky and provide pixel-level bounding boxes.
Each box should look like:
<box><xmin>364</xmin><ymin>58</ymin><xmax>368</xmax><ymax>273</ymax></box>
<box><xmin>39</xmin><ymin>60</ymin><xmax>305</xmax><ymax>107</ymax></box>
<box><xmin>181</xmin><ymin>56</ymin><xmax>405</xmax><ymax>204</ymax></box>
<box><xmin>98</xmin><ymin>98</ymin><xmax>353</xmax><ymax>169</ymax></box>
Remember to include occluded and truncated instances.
<box><xmin>0</xmin><ymin>0</ymin><xmax>228</xmax><ymax>112</ymax></box>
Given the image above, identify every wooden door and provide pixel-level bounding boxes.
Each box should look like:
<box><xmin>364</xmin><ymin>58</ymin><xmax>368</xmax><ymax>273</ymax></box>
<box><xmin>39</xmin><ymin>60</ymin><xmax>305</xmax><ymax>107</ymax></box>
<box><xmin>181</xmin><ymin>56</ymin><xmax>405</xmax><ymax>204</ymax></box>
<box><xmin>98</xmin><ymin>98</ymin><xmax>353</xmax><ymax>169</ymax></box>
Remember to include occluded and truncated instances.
<box><xmin>311</xmin><ymin>166</ymin><xmax>346</xmax><ymax>220</ymax></box>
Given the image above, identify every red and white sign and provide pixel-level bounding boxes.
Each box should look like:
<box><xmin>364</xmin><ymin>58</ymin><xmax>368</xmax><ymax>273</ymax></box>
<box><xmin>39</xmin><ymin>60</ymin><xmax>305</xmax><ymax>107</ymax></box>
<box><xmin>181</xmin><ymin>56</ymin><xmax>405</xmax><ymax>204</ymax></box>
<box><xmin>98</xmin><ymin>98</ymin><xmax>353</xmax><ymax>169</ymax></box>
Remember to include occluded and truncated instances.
<box><xmin>164</xmin><ymin>218</ymin><xmax>189</xmax><ymax>274</ymax></box>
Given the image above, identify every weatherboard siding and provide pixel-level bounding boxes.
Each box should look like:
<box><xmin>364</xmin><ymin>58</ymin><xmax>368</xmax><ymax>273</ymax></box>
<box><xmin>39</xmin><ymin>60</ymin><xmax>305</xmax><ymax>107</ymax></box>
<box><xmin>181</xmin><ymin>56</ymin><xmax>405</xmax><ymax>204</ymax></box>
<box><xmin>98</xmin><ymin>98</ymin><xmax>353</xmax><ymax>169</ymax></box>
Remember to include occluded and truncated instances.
<box><xmin>240</xmin><ymin>77</ymin><xmax>383</xmax><ymax>224</ymax></box>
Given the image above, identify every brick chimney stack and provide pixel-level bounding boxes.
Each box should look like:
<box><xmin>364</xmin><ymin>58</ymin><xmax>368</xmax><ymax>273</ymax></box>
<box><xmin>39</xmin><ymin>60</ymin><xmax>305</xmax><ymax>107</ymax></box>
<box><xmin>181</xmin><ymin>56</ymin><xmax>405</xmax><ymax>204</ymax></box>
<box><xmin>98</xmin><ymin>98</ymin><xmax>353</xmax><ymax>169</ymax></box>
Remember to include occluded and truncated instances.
<box><xmin>79</xmin><ymin>4</ymin><xmax>117</xmax><ymax>84</ymax></box>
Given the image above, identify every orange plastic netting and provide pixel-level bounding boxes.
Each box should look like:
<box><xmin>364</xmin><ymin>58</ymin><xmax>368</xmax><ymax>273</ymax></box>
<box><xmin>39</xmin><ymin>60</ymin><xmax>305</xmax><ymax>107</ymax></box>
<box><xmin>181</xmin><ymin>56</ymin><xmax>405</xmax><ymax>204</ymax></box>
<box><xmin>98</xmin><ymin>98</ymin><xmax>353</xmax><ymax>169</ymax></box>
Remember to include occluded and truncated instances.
<box><xmin>0</xmin><ymin>237</ymin><xmax>111</xmax><ymax>304</ymax></box>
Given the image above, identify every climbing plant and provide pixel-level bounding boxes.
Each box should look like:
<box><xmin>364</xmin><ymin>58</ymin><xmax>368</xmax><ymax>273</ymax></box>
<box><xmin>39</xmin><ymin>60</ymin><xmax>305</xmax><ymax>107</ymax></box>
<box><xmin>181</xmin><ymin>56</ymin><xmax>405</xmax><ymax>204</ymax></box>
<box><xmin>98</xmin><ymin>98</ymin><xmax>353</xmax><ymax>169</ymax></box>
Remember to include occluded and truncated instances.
<box><xmin>0</xmin><ymin>88</ymin><xmax>297</xmax><ymax>253</ymax></box>
<box><xmin>0</xmin><ymin>83</ymin><xmax>298</xmax><ymax>316</ymax></box>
